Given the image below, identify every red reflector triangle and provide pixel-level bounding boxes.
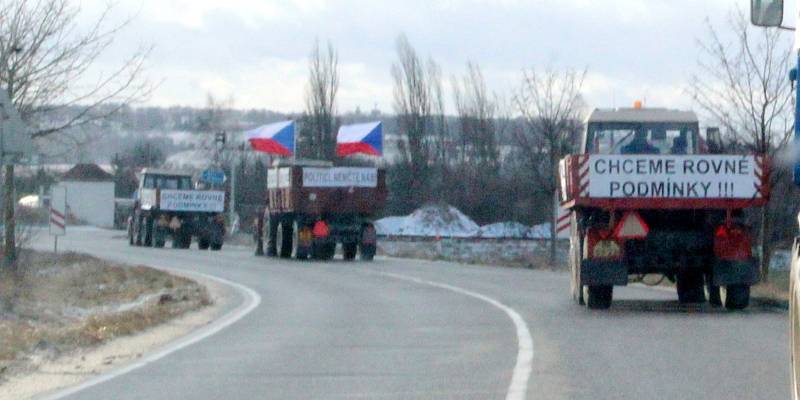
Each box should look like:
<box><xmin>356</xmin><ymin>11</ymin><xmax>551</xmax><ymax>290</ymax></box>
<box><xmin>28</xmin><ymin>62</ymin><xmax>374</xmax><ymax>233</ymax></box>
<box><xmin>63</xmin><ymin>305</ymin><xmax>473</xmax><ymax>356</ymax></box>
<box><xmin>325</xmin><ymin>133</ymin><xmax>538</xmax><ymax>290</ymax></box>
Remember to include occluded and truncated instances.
<box><xmin>613</xmin><ymin>211</ymin><xmax>649</xmax><ymax>239</ymax></box>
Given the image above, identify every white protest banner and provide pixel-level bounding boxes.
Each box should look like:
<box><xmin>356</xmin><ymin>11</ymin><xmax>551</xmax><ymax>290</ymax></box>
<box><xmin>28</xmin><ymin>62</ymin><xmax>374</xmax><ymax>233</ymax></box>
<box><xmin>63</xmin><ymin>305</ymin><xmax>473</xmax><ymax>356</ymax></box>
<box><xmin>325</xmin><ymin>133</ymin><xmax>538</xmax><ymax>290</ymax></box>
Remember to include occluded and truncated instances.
<box><xmin>159</xmin><ymin>190</ymin><xmax>226</xmax><ymax>212</ymax></box>
<box><xmin>585</xmin><ymin>155</ymin><xmax>763</xmax><ymax>199</ymax></box>
<box><xmin>302</xmin><ymin>167</ymin><xmax>377</xmax><ymax>188</ymax></box>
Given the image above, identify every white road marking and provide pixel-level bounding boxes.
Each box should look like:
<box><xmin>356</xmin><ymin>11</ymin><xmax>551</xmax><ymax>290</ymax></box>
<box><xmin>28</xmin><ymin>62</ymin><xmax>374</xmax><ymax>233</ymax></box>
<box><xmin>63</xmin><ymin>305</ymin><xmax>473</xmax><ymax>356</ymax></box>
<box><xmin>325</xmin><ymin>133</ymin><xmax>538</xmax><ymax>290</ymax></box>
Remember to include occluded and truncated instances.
<box><xmin>38</xmin><ymin>271</ymin><xmax>261</xmax><ymax>400</ymax></box>
<box><xmin>375</xmin><ymin>271</ymin><xmax>534</xmax><ymax>400</ymax></box>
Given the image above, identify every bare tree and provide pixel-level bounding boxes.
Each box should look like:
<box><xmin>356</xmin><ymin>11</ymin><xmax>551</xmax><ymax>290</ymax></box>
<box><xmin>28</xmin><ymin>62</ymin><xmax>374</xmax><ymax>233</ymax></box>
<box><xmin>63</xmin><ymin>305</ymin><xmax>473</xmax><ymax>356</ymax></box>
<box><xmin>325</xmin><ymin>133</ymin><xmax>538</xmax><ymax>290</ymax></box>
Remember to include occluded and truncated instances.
<box><xmin>689</xmin><ymin>8</ymin><xmax>793</xmax><ymax>282</ymax></box>
<box><xmin>391</xmin><ymin>34</ymin><xmax>444</xmax><ymax>209</ymax></box>
<box><xmin>300</xmin><ymin>39</ymin><xmax>339</xmax><ymax>160</ymax></box>
<box><xmin>513</xmin><ymin>67</ymin><xmax>586</xmax><ymax>265</ymax></box>
<box><xmin>453</xmin><ymin>62</ymin><xmax>500</xmax><ymax>169</ymax></box>
<box><xmin>428</xmin><ymin>60</ymin><xmax>449</xmax><ymax>169</ymax></box>
<box><xmin>448</xmin><ymin>62</ymin><xmax>509</xmax><ymax>223</ymax></box>
<box><xmin>0</xmin><ymin>0</ymin><xmax>151</xmax><ymax>267</ymax></box>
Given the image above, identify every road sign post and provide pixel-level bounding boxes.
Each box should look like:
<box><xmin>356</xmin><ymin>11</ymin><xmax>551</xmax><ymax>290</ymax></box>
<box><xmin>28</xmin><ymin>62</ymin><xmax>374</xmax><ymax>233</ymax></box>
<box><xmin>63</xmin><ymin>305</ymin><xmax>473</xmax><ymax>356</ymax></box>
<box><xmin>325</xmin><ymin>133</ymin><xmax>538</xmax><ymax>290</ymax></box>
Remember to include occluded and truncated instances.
<box><xmin>50</xmin><ymin>186</ymin><xmax>66</xmax><ymax>253</ymax></box>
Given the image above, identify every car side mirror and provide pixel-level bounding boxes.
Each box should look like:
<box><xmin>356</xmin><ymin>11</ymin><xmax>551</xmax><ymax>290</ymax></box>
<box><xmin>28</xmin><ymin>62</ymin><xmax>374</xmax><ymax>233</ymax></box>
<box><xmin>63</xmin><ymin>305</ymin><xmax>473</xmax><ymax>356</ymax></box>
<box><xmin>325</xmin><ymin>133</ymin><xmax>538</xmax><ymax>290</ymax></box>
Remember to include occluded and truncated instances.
<box><xmin>751</xmin><ymin>0</ymin><xmax>784</xmax><ymax>27</ymax></box>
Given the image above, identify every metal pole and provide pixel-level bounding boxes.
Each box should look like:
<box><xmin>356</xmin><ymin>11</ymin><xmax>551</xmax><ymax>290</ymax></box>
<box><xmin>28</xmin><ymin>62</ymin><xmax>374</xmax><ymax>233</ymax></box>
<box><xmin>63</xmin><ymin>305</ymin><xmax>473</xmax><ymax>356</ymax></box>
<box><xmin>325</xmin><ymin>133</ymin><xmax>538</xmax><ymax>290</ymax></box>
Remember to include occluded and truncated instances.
<box><xmin>54</xmin><ymin>235</ymin><xmax>58</xmax><ymax>254</ymax></box>
<box><xmin>230</xmin><ymin>151</ymin><xmax>236</xmax><ymax>225</ymax></box>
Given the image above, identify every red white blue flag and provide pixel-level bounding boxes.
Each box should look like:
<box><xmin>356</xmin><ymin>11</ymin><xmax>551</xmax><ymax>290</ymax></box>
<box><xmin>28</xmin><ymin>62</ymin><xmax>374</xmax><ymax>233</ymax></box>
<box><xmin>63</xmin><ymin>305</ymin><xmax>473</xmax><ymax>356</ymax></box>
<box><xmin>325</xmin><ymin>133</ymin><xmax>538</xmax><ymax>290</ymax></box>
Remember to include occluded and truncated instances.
<box><xmin>245</xmin><ymin>120</ymin><xmax>295</xmax><ymax>156</ymax></box>
<box><xmin>336</xmin><ymin>121</ymin><xmax>382</xmax><ymax>157</ymax></box>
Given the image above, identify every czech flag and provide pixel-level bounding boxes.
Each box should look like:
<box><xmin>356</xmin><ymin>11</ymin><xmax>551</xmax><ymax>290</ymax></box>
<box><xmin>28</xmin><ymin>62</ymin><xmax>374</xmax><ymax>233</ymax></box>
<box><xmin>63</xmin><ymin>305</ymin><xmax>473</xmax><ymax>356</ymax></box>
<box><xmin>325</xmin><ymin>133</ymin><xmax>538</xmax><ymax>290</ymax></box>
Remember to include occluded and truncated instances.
<box><xmin>245</xmin><ymin>120</ymin><xmax>295</xmax><ymax>156</ymax></box>
<box><xmin>336</xmin><ymin>121</ymin><xmax>382</xmax><ymax>157</ymax></box>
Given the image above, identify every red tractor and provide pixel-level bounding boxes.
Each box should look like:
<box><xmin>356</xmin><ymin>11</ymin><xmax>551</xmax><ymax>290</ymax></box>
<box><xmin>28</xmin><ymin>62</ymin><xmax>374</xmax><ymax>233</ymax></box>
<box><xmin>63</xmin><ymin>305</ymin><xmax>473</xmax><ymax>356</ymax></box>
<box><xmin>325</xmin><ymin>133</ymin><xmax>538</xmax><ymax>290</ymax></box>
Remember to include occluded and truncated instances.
<box><xmin>559</xmin><ymin>106</ymin><xmax>768</xmax><ymax>309</ymax></box>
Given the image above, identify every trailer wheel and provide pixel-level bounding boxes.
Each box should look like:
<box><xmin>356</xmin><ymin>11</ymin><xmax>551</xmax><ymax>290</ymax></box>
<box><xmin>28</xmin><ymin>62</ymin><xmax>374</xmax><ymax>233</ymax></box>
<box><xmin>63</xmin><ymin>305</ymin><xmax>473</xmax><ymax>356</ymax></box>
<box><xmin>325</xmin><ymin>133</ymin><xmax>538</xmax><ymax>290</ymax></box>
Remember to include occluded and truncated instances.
<box><xmin>198</xmin><ymin>237</ymin><xmax>210</xmax><ymax>250</ymax></box>
<box><xmin>705</xmin><ymin>273</ymin><xmax>721</xmax><ymax>307</ymax></box>
<box><xmin>677</xmin><ymin>270</ymin><xmax>706</xmax><ymax>304</ymax></box>
<box><xmin>276</xmin><ymin>222</ymin><xmax>292</xmax><ymax>258</ymax></box>
<box><xmin>722</xmin><ymin>284</ymin><xmax>750</xmax><ymax>310</ymax></box>
<box><xmin>265</xmin><ymin>215</ymin><xmax>278</xmax><ymax>257</ymax></box>
<box><xmin>359</xmin><ymin>244</ymin><xmax>376</xmax><ymax>261</ymax></box>
<box><xmin>584</xmin><ymin>286</ymin><xmax>613</xmax><ymax>309</ymax></box>
<box><xmin>343</xmin><ymin>243</ymin><xmax>357</xmax><ymax>260</ymax></box>
<box><xmin>569</xmin><ymin>213</ymin><xmax>584</xmax><ymax>305</ymax></box>
<box><xmin>210</xmin><ymin>243</ymin><xmax>222</xmax><ymax>251</ymax></box>
<box><xmin>291</xmin><ymin>221</ymin><xmax>308</xmax><ymax>260</ymax></box>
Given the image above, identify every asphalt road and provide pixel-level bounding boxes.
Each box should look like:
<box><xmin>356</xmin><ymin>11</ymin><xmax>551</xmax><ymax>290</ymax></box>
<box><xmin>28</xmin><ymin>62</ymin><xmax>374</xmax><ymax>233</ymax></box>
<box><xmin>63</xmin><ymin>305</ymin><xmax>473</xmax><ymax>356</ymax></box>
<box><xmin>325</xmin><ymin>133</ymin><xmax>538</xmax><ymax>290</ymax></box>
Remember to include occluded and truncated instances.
<box><xmin>31</xmin><ymin>228</ymin><xmax>789</xmax><ymax>400</ymax></box>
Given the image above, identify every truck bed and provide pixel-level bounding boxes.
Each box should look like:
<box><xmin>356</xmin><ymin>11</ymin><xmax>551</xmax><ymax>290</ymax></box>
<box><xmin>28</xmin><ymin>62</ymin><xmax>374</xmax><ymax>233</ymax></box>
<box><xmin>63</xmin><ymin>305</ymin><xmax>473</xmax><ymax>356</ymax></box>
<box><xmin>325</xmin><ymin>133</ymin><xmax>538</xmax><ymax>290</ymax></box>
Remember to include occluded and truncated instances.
<box><xmin>558</xmin><ymin>154</ymin><xmax>769</xmax><ymax>210</ymax></box>
<box><xmin>267</xmin><ymin>166</ymin><xmax>386</xmax><ymax>215</ymax></box>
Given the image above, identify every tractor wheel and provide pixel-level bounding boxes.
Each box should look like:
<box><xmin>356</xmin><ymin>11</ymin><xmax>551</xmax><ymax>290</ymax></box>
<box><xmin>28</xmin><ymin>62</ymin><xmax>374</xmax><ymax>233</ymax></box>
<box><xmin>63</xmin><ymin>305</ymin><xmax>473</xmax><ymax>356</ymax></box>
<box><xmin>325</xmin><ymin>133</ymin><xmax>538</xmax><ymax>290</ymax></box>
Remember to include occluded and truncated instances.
<box><xmin>291</xmin><ymin>221</ymin><xmax>308</xmax><ymax>260</ymax></box>
<box><xmin>722</xmin><ymin>284</ymin><xmax>750</xmax><ymax>310</ymax></box>
<box><xmin>570</xmin><ymin>213</ymin><xmax>584</xmax><ymax>305</ymax></box>
<box><xmin>677</xmin><ymin>270</ymin><xmax>706</xmax><ymax>304</ymax></box>
<box><xmin>584</xmin><ymin>285</ymin><xmax>613</xmax><ymax>309</ymax></box>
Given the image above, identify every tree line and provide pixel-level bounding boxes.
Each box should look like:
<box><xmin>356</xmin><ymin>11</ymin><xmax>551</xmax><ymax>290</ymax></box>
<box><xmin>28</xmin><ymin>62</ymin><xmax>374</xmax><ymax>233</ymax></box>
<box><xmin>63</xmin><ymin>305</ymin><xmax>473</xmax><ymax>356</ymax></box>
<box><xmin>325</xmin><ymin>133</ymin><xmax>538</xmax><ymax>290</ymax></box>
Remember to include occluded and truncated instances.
<box><xmin>2</xmin><ymin>1</ymin><xmax>796</xmax><ymax>281</ymax></box>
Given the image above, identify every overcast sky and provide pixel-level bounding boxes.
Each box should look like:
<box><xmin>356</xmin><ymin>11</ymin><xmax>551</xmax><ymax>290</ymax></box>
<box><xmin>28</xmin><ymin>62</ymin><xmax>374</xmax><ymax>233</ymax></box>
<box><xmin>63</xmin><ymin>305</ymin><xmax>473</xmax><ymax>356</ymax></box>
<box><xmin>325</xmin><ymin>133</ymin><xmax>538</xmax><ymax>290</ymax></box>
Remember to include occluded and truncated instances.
<box><xmin>78</xmin><ymin>0</ymin><xmax>796</xmax><ymax>114</ymax></box>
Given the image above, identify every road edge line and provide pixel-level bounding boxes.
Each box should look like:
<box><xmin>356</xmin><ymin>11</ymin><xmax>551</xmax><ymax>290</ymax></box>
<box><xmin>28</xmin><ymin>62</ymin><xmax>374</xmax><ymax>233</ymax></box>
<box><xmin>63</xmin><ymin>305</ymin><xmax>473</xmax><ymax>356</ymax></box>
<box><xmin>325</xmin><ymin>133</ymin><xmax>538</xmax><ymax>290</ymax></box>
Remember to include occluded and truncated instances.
<box><xmin>375</xmin><ymin>271</ymin><xmax>534</xmax><ymax>400</ymax></box>
<box><xmin>38</xmin><ymin>271</ymin><xmax>262</xmax><ymax>400</ymax></box>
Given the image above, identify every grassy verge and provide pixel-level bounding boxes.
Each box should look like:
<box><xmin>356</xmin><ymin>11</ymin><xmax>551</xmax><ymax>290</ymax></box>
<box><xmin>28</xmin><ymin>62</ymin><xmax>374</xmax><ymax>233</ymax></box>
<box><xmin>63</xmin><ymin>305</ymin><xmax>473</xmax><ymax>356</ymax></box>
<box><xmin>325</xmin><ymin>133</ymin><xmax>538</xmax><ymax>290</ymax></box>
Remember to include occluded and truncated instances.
<box><xmin>0</xmin><ymin>250</ymin><xmax>210</xmax><ymax>378</ymax></box>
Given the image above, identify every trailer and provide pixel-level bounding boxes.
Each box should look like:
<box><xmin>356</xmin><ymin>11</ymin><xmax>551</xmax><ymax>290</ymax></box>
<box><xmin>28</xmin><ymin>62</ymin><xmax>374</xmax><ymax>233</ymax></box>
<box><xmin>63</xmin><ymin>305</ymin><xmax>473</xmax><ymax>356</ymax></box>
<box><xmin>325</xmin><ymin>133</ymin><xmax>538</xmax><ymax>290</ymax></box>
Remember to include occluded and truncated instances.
<box><xmin>128</xmin><ymin>169</ymin><xmax>227</xmax><ymax>250</ymax></box>
<box><xmin>255</xmin><ymin>160</ymin><xmax>386</xmax><ymax>261</ymax></box>
<box><xmin>559</xmin><ymin>106</ymin><xmax>768</xmax><ymax>310</ymax></box>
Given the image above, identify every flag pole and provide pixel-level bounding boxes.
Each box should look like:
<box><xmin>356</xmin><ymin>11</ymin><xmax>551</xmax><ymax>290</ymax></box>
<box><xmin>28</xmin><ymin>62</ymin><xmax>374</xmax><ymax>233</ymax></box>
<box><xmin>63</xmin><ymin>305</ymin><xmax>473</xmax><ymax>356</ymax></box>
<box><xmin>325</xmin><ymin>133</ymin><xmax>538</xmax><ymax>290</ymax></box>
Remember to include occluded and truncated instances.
<box><xmin>292</xmin><ymin>121</ymin><xmax>297</xmax><ymax>162</ymax></box>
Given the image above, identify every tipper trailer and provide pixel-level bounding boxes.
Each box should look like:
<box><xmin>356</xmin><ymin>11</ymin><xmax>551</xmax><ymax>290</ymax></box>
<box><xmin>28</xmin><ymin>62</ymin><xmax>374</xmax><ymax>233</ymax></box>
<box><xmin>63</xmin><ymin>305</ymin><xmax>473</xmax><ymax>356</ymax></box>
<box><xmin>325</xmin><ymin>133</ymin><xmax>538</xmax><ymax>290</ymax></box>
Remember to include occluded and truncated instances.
<box><xmin>255</xmin><ymin>160</ymin><xmax>387</xmax><ymax>261</ymax></box>
<box><xmin>559</xmin><ymin>107</ymin><xmax>768</xmax><ymax>310</ymax></box>
<box><xmin>129</xmin><ymin>169</ymin><xmax>227</xmax><ymax>250</ymax></box>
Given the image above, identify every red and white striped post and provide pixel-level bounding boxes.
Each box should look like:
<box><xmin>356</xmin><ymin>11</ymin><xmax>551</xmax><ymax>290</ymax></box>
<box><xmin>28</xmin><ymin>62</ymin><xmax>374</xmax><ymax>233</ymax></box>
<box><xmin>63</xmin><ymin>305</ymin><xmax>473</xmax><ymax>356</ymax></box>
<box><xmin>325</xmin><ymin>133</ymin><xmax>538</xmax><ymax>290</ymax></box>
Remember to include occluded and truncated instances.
<box><xmin>50</xmin><ymin>186</ymin><xmax>66</xmax><ymax>253</ymax></box>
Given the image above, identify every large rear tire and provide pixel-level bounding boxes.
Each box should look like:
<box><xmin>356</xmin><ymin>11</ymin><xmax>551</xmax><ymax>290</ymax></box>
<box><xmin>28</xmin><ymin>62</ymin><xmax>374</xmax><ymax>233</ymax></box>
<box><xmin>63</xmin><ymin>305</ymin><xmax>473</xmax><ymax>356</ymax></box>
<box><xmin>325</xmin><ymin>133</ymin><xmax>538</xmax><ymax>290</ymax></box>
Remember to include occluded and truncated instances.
<box><xmin>569</xmin><ymin>213</ymin><xmax>584</xmax><ymax>305</ymax></box>
<box><xmin>677</xmin><ymin>270</ymin><xmax>706</xmax><ymax>304</ymax></box>
<box><xmin>265</xmin><ymin>215</ymin><xmax>278</xmax><ymax>257</ymax></box>
<box><xmin>584</xmin><ymin>285</ymin><xmax>613</xmax><ymax>309</ymax></box>
<box><xmin>791</xmin><ymin>240</ymin><xmax>800</xmax><ymax>400</ymax></box>
<box><xmin>291</xmin><ymin>221</ymin><xmax>308</xmax><ymax>260</ymax></box>
<box><xmin>722</xmin><ymin>284</ymin><xmax>750</xmax><ymax>310</ymax></box>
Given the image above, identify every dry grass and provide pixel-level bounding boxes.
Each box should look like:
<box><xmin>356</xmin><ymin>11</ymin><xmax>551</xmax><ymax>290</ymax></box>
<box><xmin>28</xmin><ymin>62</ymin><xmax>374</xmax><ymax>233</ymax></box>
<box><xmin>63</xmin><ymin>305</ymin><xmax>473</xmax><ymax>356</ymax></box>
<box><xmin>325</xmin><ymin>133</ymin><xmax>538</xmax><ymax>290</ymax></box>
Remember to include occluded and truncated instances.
<box><xmin>0</xmin><ymin>250</ymin><xmax>210</xmax><ymax>377</ymax></box>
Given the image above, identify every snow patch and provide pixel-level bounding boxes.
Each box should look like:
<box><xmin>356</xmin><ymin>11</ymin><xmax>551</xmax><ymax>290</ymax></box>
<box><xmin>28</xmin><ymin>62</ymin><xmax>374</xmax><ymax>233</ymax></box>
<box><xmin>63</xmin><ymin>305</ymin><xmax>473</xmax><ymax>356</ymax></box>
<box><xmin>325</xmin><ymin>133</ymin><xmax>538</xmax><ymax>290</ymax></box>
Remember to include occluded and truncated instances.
<box><xmin>375</xmin><ymin>204</ymin><xmax>479</xmax><ymax>237</ymax></box>
<box><xmin>376</xmin><ymin>204</ymin><xmax>559</xmax><ymax>239</ymax></box>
